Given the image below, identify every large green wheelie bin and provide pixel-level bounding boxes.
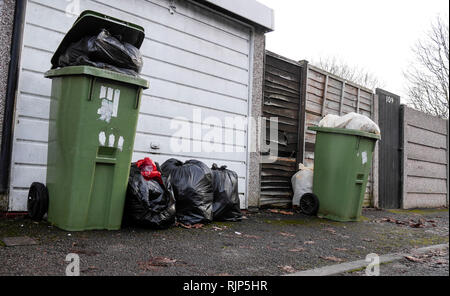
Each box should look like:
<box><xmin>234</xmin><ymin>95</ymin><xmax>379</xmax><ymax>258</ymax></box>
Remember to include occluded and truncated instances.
<box><xmin>308</xmin><ymin>127</ymin><xmax>380</xmax><ymax>222</ymax></box>
<box><xmin>42</xmin><ymin>11</ymin><xmax>149</xmax><ymax>231</ymax></box>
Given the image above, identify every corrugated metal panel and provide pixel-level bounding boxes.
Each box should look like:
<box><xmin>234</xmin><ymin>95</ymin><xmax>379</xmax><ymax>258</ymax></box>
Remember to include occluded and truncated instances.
<box><xmin>8</xmin><ymin>0</ymin><xmax>252</xmax><ymax>211</ymax></box>
<box><xmin>302</xmin><ymin>64</ymin><xmax>376</xmax><ymax>207</ymax></box>
<box><xmin>401</xmin><ymin>106</ymin><xmax>448</xmax><ymax>209</ymax></box>
<box><xmin>260</xmin><ymin>51</ymin><xmax>302</xmax><ymax>206</ymax></box>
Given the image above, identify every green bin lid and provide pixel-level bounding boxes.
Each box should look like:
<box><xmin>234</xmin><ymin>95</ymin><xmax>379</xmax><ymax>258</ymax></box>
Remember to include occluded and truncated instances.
<box><xmin>51</xmin><ymin>10</ymin><xmax>145</xmax><ymax>68</ymax></box>
<box><xmin>308</xmin><ymin>126</ymin><xmax>381</xmax><ymax>140</ymax></box>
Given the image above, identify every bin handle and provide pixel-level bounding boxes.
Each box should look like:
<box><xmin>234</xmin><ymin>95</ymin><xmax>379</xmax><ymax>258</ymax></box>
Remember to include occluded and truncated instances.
<box><xmin>88</xmin><ymin>77</ymin><xmax>96</xmax><ymax>101</ymax></box>
<box><xmin>135</xmin><ymin>87</ymin><xmax>142</xmax><ymax>109</ymax></box>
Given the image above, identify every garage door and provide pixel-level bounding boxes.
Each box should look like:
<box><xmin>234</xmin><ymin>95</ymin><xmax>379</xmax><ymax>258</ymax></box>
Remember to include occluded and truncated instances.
<box><xmin>8</xmin><ymin>0</ymin><xmax>252</xmax><ymax>210</ymax></box>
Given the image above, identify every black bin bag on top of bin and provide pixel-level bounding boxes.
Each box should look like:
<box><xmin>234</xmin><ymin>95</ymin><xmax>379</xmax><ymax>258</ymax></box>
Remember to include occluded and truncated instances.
<box><xmin>56</xmin><ymin>29</ymin><xmax>143</xmax><ymax>76</ymax></box>
<box><xmin>211</xmin><ymin>164</ymin><xmax>242</xmax><ymax>222</ymax></box>
<box><xmin>161</xmin><ymin>159</ymin><xmax>213</xmax><ymax>225</ymax></box>
<box><xmin>123</xmin><ymin>163</ymin><xmax>176</xmax><ymax>229</ymax></box>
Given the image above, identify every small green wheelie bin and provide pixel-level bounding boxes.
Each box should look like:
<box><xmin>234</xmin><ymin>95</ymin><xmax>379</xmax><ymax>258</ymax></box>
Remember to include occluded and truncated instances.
<box><xmin>39</xmin><ymin>11</ymin><xmax>149</xmax><ymax>231</ymax></box>
<box><xmin>308</xmin><ymin>126</ymin><xmax>380</xmax><ymax>222</ymax></box>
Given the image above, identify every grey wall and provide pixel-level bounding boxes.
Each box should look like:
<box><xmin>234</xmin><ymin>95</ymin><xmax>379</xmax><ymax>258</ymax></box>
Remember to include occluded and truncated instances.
<box><xmin>401</xmin><ymin>106</ymin><xmax>449</xmax><ymax>209</ymax></box>
<box><xmin>247</xmin><ymin>27</ymin><xmax>265</xmax><ymax>207</ymax></box>
<box><xmin>0</xmin><ymin>0</ymin><xmax>16</xmax><ymax>211</ymax></box>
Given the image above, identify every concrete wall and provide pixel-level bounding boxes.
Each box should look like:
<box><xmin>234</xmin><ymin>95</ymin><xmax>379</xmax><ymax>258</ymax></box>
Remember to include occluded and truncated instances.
<box><xmin>248</xmin><ymin>27</ymin><xmax>265</xmax><ymax>207</ymax></box>
<box><xmin>0</xmin><ymin>0</ymin><xmax>16</xmax><ymax>211</ymax></box>
<box><xmin>401</xmin><ymin>106</ymin><xmax>449</xmax><ymax>209</ymax></box>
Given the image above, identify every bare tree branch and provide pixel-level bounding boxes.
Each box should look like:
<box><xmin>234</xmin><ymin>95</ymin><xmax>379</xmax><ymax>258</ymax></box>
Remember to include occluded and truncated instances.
<box><xmin>311</xmin><ymin>56</ymin><xmax>383</xmax><ymax>90</ymax></box>
<box><xmin>404</xmin><ymin>15</ymin><xmax>449</xmax><ymax>119</ymax></box>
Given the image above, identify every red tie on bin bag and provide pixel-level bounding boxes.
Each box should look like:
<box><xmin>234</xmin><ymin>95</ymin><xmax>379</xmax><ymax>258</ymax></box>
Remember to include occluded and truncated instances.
<box><xmin>136</xmin><ymin>157</ymin><xmax>163</xmax><ymax>184</ymax></box>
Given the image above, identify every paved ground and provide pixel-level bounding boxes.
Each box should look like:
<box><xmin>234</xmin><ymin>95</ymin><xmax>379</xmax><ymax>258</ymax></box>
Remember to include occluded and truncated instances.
<box><xmin>340</xmin><ymin>246</ymin><xmax>449</xmax><ymax>276</ymax></box>
<box><xmin>0</xmin><ymin>208</ymin><xmax>448</xmax><ymax>276</ymax></box>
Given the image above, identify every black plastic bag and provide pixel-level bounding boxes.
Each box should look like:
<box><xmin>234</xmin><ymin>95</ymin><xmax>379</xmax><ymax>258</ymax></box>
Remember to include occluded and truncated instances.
<box><xmin>123</xmin><ymin>163</ymin><xmax>176</xmax><ymax>229</ymax></box>
<box><xmin>161</xmin><ymin>159</ymin><xmax>213</xmax><ymax>225</ymax></box>
<box><xmin>211</xmin><ymin>164</ymin><xmax>242</xmax><ymax>221</ymax></box>
<box><xmin>57</xmin><ymin>29</ymin><xmax>143</xmax><ymax>76</ymax></box>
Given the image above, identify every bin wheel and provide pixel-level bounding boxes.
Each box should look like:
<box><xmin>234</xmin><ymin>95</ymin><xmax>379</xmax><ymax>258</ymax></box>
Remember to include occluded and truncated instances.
<box><xmin>299</xmin><ymin>193</ymin><xmax>319</xmax><ymax>216</ymax></box>
<box><xmin>27</xmin><ymin>182</ymin><xmax>49</xmax><ymax>221</ymax></box>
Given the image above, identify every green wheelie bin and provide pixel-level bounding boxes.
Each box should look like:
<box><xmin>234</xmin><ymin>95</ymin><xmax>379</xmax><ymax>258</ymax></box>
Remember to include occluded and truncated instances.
<box><xmin>308</xmin><ymin>127</ymin><xmax>380</xmax><ymax>222</ymax></box>
<box><xmin>38</xmin><ymin>11</ymin><xmax>149</xmax><ymax>231</ymax></box>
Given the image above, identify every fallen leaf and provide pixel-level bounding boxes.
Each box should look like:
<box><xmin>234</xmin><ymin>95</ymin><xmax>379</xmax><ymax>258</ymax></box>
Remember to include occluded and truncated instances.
<box><xmin>288</xmin><ymin>248</ymin><xmax>305</xmax><ymax>252</ymax></box>
<box><xmin>280</xmin><ymin>232</ymin><xmax>295</xmax><ymax>237</ymax></box>
<box><xmin>323</xmin><ymin>228</ymin><xmax>337</xmax><ymax>235</ymax></box>
<box><xmin>279</xmin><ymin>210</ymin><xmax>294</xmax><ymax>215</ymax></box>
<box><xmin>320</xmin><ymin>256</ymin><xmax>344</xmax><ymax>262</ymax></box>
<box><xmin>176</xmin><ymin>222</ymin><xmax>204</xmax><ymax>229</ymax></box>
<box><xmin>268</xmin><ymin>209</ymin><xmax>294</xmax><ymax>215</ymax></box>
<box><xmin>279</xmin><ymin>265</ymin><xmax>296</xmax><ymax>273</ymax></box>
<box><xmin>334</xmin><ymin>247</ymin><xmax>348</xmax><ymax>251</ymax></box>
<box><xmin>138</xmin><ymin>257</ymin><xmax>178</xmax><ymax>270</ymax></box>
<box><xmin>404</xmin><ymin>256</ymin><xmax>422</xmax><ymax>263</ymax></box>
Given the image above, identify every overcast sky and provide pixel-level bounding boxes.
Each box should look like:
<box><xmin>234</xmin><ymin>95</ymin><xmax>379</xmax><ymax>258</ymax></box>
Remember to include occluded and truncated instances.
<box><xmin>257</xmin><ymin>0</ymin><xmax>449</xmax><ymax>101</ymax></box>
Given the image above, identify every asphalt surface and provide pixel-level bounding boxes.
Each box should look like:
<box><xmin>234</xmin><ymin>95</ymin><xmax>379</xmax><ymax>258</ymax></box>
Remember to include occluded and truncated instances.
<box><xmin>0</xmin><ymin>208</ymin><xmax>448</xmax><ymax>276</ymax></box>
<box><xmin>341</xmin><ymin>247</ymin><xmax>449</xmax><ymax>276</ymax></box>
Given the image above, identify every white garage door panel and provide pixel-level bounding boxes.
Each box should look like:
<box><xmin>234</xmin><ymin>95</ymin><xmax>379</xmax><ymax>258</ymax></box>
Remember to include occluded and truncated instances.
<box><xmin>23</xmin><ymin>25</ymin><xmax>249</xmax><ymax>101</ymax></box>
<box><xmin>136</xmin><ymin>116</ymin><xmax>246</xmax><ymax>144</ymax></box>
<box><xmin>131</xmin><ymin>0</ymin><xmax>251</xmax><ymax>40</ymax></box>
<box><xmin>21</xmin><ymin>46</ymin><xmax>52</xmax><ymax>74</ymax></box>
<box><xmin>13</xmin><ymin>142</ymin><xmax>247</xmax><ymax>186</ymax></box>
<box><xmin>9</xmin><ymin>190</ymin><xmax>29</xmax><ymax>211</ymax></box>
<box><xmin>23</xmin><ymin>24</ymin><xmax>62</xmax><ymax>54</ymax></box>
<box><xmin>14</xmin><ymin>118</ymin><xmax>48</xmax><ymax>143</ymax></box>
<box><xmin>12</xmin><ymin>166</ymin><xmax>46</xmax><ymax>189</ymax></box>
<box><xmin>9</xmin><ymin>0</ymin><xmax>252</xmax><ymax>211</ymax></box>
<box><xmin>90</xmin><ymin>0</ymin><xmax>250</xmax><ymax>53</ymax></box>
<box><xmin>13</xmin><ymin>142</ymin><xmax>47</xmax><ymax>165</ymax></box>
<box><xmin>29</xmin><ymin>0</ymin><xmax>250</xmax><ymax>68</ymax></box>
<box><xmin>140</xmin><ymin>96</ymin><xmax>248</xmax><ymax>127</ymax></box>
<box><xmin>141</xmin><ymin>58</ymin><xmax>248</xmax><ymax>99</ymax></box>
<box><xmin>16</xmin><ymin>93</ymin><xmax>50</xmax><ymax>120</ymax></box>
<box><xmin>134</xmin><ymin>134</ymin><xmax>246</xmax><ymax>162</ymax></box>
<box><xmin>19</xmin><ymin>70</ymin><xmax>51</xmax><ymax>97</ymax></box>
<box><xmin>145</xmin><ymin>80</ymin><xmax>247</xmax><ymax>115</ymax></box>
<box><xmin>140</xmin><ymin>41</ymin><xmax>249</xmax><ymax>85</ymax></box>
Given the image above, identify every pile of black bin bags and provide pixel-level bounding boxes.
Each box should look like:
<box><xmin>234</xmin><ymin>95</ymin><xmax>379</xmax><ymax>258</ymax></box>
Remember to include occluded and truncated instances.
<box><xmin>123</xmin><ymin>158</ymin><xmax>242</xmax><ymax>229</ymax></box>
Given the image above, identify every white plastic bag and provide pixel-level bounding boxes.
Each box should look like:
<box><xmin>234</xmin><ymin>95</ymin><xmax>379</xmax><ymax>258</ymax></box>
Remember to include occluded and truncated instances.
<box><xmin>318</xmin><ymin>114</ymin><xmax>340</xmax><ymax>128</ymax></box>
<box><xmin>291</xmin><ymin>163</ymin><xmax>314</xmax><ymax>206</ymax></box>
<box><xmin>318</xmin><ymin>112</ymin><xmax>380</xmax><ymax>135</ymax></box>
